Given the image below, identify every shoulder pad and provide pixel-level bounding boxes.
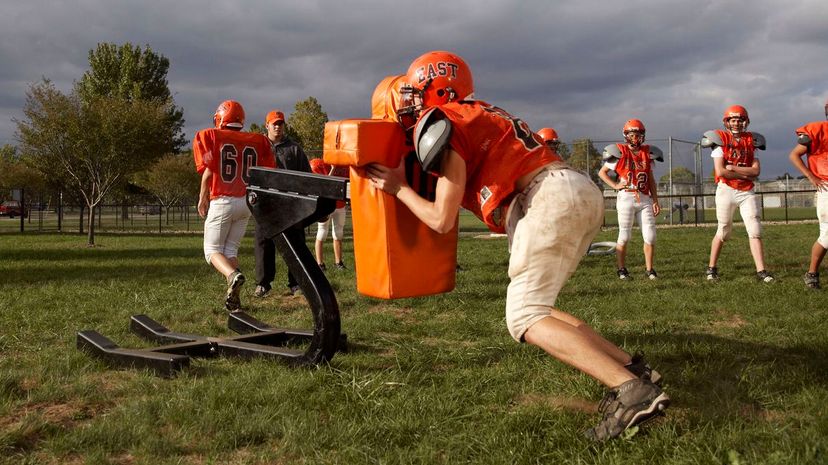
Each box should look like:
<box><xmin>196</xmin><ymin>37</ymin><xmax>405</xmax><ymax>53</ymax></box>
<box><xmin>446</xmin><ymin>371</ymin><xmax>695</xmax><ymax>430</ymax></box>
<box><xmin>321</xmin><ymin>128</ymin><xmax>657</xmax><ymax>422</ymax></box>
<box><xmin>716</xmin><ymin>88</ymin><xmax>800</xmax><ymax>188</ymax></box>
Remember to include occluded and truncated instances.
<box><xmin>413</xmin><ymin>107</ymin><xmax>452</xmax><ymax>173</ymax></box>
<box><xmin>701</xmin><ymin>130</ymin><xmax>723</xmax><ymax>148</ymax></box>
<box><xmin>602</xmin><ymin>144</ymin><xmax>622</xmax><ymax>163</ymax></box>
<box><xmin>649</xmin><ymin>146</ymin><xmax>664</xmax><ymax>162</ymax></box>
<box><xmin>797</xmin><ymin>132</ymin><xmax>812</xmax><ymax>146</ymax></box>
<box><xmin>751</xmin><ymin>132</ymin><xmax>766</xmax><ymax>150</ymax></box>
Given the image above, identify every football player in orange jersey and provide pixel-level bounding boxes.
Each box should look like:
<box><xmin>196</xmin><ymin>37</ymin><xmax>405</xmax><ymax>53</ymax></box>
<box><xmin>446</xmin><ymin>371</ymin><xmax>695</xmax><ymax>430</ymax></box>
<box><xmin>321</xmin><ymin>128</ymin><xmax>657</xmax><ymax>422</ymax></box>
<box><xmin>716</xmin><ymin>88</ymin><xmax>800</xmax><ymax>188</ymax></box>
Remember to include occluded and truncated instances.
<box><xmin>537</xmin><ymin>127</ymin><xmax>560</xmax><ymax>151</ymax></box>
<box><xmin>702</xmin><ymin>105</ymin><xmax>774</xmax><ymax>283</ymax></box>
<box><xmin>310</xmin><ymin>157</ymin><xmax>349</xmax><ymax>271</ymax></box>
<box><xmin>788</xmin><ymin>99</ymin><xmax>828</xmax><ymax>289</ymax></box>
<box><xmin>366</xmin><ymin>51</ymin><xmax>669</xmax><ymax>441</ymax></box>
<box><xmin>598</xmin><ymin>120</ymin><xmax>661</xmax><ymax>280</ymax></box>
<box><xmin>193</xmin><ymin>100</ymin><xmax>276</xmax><ymax>311</ymax></box>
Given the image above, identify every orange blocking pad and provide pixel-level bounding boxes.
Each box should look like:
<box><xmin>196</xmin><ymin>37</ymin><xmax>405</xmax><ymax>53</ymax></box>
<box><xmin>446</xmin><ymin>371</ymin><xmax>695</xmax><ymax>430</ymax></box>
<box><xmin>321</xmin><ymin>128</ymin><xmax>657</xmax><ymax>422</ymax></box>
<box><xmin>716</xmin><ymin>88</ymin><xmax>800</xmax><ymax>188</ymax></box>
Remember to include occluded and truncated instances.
<box><xmin>323</xmin><ymin>119</ymin><xmax>407</xmax><ymax>167</ymax></box>
<box><xmin>349</xmin><ymin>161</ymin><xmax>457</xmax><ymax>299</ymax></box>
<box><xmin>323</xmin><ymin>119</ymin><xmax>457</xmax><ymax>299</ymax></box>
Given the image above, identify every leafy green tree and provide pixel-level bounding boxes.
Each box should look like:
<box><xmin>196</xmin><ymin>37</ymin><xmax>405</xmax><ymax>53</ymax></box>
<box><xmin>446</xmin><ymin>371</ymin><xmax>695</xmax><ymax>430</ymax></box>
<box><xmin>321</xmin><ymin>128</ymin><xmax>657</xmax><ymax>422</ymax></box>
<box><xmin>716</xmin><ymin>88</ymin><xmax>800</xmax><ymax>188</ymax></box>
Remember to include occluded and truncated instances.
<box><xmin>567</xmin><ymin>138</ymin><xmax>603</xmax><ymax>184</ymax></box>
<box><xmin>133</xmin><ymin>151</ymin><xmax>200</xmax><ymax>224</ymax></box>
<box><xmin>288</xmin><ymin>97</ymin><xmax>328</xmax><ymax>153</ymax></box>
<box><xmin>76</xmin><ymin>42</ymin><xmax>186</xmax><ymax>151</ymax></box>
<box><xmin>0</xmin><ymin>145</ymin><xmax>46</xmax><ymax>196</ymax></box>
<box><xmin>660</xmin><ymin>166</ymin><xmax>696</xmax><ymax>184</ymax></box>
<box><xmin>555</xmin><ymin>142</ymin><xmax>571</xmax><ymax>161</ymax></box>
<box><xmin>248</xmin><ymin>123</ymin><xmax>266</xmax><ymax>135</ymax></box>
<box><xmin>17</xmin><ymin>80</ymin><xmax>175</xmax><ymax>245</ymax></box>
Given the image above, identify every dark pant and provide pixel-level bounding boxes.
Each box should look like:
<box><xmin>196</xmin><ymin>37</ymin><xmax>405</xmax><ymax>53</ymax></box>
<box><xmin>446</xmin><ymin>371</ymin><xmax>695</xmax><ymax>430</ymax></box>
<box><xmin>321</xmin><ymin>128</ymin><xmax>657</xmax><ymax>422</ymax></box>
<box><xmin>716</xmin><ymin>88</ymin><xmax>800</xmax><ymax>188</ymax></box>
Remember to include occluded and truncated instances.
<box><xmin>254</xmin><ymin>222</ymin><xmax>302</xmax><ymax>290</ymax></box>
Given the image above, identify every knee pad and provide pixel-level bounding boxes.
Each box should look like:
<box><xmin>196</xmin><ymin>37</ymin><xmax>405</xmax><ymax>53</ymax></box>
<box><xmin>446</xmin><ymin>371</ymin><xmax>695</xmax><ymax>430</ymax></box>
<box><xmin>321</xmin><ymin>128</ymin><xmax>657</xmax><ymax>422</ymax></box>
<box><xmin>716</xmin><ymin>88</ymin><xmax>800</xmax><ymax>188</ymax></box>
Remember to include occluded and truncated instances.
<box><xmin>641</xmin><ymin>213</ymin><xmax>657</xmax><ymax>245</ymax></box>
<box><xmin>745</xmin><ymin>216</ymin><xmax>762</xmax><ymax>239</ymax></box>
<box><xmin>316</xmin><ymin>223</ymin><xmax>330</xmax><ymax>241</ymax></box>
<box><xmin>818</xmin><ymin>223</ymin><xmax>828</xmax><ymax>249</ymax></box>
<box><xmin>717</xmin><ymin>223</ymin><xmax>732</xmax><ymax>242</ymax></box>
<box><xmin>616</xmin><ymin>228</ymin><xmax>631</xmax><ymax>246</ymax></box>
<box><xmin>642</xmin><ymin>226</ymin><xmax>656</xmax><ymax>245</ymax></box>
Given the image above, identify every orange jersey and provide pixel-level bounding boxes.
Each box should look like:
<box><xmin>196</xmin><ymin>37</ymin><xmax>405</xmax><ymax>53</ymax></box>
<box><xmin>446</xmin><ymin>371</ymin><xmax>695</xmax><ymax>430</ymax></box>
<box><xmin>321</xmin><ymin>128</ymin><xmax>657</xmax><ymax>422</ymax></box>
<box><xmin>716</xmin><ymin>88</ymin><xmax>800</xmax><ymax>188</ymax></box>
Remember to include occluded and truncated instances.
<box><xmin>310</xmin><ymin>158</ymin><xmax>348</xmax><ymax>208</ymax></box>
<box><xmin>613</xmin><ymin>144</ymin><xmax>654</xmax><ymax>196</ymax></box>
<box><xmin>440</xmin><ymin>100</ymin><xmax>561</xmax><ymax>233</ymax></box>
<box><xmin>713</xmin><ymin>129</ymin><xmax>756</xmax><ymax>191</ymax></box>
<box><xmin>796</xmin><ymin>121</ymin><xmax>828</xmax><ymax>181</ymax></box>
<box><xmin>193</xmin><ymin>128</ymin><xmax>276</xmax><ymax>199</ymax></box>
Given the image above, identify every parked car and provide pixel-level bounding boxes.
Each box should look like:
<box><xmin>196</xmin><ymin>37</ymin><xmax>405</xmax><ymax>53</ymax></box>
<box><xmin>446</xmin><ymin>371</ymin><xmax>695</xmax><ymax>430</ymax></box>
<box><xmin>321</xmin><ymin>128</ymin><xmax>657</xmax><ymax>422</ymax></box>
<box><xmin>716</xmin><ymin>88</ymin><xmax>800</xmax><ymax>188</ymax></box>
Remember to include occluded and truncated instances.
<box><xmin>0</xmin><ymin>200</ymin><xmax>29</xmax><ymax>218</ymax></box>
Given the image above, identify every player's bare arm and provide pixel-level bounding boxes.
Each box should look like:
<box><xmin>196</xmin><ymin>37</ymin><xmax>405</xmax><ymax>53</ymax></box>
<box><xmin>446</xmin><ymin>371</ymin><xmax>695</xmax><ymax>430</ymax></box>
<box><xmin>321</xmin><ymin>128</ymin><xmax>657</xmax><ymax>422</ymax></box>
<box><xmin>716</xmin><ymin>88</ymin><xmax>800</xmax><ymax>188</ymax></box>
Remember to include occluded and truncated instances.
<box><xmin>366</xmin><ymin>149</ymin><xmax>466</xmax><ymax>234</ymax></box>
<box><xmin>726</xmin><ymin>158</ymin><xmax>760</xmax><ymax>179</ymax></box>
<box><xmin>198</xmin><ymin>167</ymin><xmax>213</xmax><ymax>218</ymax></box>
<box><xmin>598</xmin><ymin>165</ymin><xmax>627</xmax><ymax>191</ymax></box>
<box><xmin>790</xmin><ymin>143</ymin><xmax>828</xmax><ymax>190</ymax></box>
<box><xmin>649</xmin><ymin>176</ymin><xmax>661</xmax><ymax>216</ymax></box>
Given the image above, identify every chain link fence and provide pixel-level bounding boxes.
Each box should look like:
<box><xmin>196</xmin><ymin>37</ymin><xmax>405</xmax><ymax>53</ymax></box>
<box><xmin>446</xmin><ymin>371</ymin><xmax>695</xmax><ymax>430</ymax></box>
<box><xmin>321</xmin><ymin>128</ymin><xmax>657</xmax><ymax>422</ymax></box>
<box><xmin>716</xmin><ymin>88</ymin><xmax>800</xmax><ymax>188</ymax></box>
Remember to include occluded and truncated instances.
<box><xmin>2</xmin><ymin>139</ymin><xmax>821</xmax><ymax>235</ymax></box>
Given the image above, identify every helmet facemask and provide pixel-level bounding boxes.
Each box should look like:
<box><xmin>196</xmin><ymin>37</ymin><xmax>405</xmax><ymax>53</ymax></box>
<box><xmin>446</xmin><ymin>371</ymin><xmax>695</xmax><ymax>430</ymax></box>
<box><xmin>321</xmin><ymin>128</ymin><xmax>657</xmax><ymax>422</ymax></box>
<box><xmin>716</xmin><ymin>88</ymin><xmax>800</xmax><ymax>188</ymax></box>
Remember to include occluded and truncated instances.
<box><xmin>624</xmin><ymin>130</ymin><xmax>645</xmax><ymax>149</ymax></box>
<box><xmin>724</xmin><ymin>116</ymin><xmax>747</xmax><ymax>135</ymax></box>
<box><xmin>397</xmin><ymin>84</ymin><xmax>424</xmax><ymax>132</ymax></box>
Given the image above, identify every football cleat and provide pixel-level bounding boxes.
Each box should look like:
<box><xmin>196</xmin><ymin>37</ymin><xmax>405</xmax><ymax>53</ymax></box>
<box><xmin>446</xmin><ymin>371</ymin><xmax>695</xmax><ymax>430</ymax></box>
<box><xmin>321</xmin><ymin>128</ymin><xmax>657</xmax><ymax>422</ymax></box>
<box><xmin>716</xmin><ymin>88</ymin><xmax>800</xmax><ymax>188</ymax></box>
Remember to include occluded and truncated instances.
<box><xmin>756</xmin><ymin>270</ymin><xmax>775</xmax><ymax>283</ymax></box>
<box><xmin>585</xmin><ymin>378</ymin><xmax>670</xmax><ymax>441</ymax></box>
<box><xmin>224</xmin><ymin>270</ymin><xmax>245</xmax><ymax>311</ymax></box>
<box><xmin>626</xmin><ymin>353</ymin><xmax>663</xmax><ymax>385</ymax></box>
<box><xmin>804</xmin><ymin>272</ymin><xmax>820</xmax><ymax>289</ymax></box>
<box><xmin>617</xmin><ymin>267</ymin><xmax>631</xmax><ymax>280</ymax></box>
<box><xmin>645</xmin><ymin>269</ymin><xmax>658</xmax><ymax>280</ymax></box>
<box><xmin>706</xmin><ymin>266</ymin><xmax>719</xmax><ymax>281</ymax></box>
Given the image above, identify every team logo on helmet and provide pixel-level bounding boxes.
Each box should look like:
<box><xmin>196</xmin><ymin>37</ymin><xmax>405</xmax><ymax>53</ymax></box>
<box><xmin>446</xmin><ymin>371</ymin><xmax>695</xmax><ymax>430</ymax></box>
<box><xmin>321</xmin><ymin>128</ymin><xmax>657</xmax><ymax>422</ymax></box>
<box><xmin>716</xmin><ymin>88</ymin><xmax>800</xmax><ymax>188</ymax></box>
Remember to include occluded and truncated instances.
<box><xmin>397</xmin><ymin>51</ymin><xmax>474</xmax><ymax>131</ymax></box>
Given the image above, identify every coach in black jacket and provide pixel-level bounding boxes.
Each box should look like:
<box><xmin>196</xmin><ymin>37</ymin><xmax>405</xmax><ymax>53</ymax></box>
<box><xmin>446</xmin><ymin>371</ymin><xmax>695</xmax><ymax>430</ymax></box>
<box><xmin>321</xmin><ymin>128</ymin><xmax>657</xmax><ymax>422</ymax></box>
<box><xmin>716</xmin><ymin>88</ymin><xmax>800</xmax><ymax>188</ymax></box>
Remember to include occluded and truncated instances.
<box><xmin>254</xmin><ymin>110</ymin><xmax>312</xmax><ymax>297</ymax></box>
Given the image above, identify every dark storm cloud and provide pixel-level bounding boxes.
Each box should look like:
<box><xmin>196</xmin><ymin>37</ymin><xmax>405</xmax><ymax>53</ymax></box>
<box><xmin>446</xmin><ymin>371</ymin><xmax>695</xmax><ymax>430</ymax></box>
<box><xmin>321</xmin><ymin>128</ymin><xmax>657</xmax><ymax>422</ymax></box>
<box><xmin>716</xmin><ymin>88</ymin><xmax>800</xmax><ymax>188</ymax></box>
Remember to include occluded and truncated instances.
<box><xmin>1</xmin><ymin>0</ymin><xmax>826</xmax><ymax>176</ymax></box>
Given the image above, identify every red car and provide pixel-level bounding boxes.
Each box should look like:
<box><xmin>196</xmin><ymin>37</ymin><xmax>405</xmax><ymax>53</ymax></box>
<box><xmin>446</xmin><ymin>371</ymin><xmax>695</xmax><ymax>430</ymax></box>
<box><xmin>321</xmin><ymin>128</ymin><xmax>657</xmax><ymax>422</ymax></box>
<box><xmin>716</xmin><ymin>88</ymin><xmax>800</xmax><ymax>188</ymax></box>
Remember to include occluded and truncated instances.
<box><xmin>0</xmin><ymin>200</ymin><xmax>29</xmax><ymax>218</ymax></box>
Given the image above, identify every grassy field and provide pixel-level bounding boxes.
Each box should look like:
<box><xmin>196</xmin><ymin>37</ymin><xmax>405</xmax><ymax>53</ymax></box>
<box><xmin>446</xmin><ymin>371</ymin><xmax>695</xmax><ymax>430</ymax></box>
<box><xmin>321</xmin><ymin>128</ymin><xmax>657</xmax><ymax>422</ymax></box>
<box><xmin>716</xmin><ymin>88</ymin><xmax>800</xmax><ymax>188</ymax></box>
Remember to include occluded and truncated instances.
<box><xmin>1</xmin><ymin>224</ymin><xmax>826</xmax><ymax>464</ymax></box>
<box><xmin>0</xmin><ymin>203</ymin><xmax>819</xmax><ymax>234</ymax></box>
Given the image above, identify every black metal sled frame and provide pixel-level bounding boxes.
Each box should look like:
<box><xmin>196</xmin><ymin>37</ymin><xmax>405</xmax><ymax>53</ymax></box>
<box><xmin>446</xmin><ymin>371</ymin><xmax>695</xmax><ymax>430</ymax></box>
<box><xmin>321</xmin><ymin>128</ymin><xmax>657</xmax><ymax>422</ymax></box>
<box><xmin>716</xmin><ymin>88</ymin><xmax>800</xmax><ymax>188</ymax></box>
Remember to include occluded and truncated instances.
<box><xmin>77</xmin><ymin>168</ymin><xmax>350</xmax><ymax>377</ymax></box>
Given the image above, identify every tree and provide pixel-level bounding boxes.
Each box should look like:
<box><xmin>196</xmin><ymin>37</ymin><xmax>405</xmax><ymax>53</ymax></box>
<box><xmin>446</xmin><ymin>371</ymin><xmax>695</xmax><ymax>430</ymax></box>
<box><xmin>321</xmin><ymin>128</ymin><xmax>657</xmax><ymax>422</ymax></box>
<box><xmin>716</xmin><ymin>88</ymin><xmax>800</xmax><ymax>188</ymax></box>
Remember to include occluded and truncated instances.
<box><xmin>567</xmin><ymin>138</ymin><xmax>603</xmax><ymax>184</ymax></box>
<box><xmin>133</xmin><ymin>151</ymin><xmax>200</xmax><ymax>224</ymax></box>
<box><xmin>555</xmin><ymin>142</ymin><xmax>571</xmax><ymax>161</ymax></box>
<box><xmin>0</xmin><ymin>145</ymin><xmax>46</xmax><ymax>197</ymax></box>
<box><xmin>288</xmin><ymin>97</ymin><xmax>328</xmax><ymax>154</ymax></box>
<box><xmin>660</xmin><ymin>166</ymin><xmax>695</xmax><ymax>184</ymax></box>
<box><xmin>17</xmin><ymin>80</ymin><xmax>175</xmax><ymax>245</ymax></box>
<box><xmin>248</xmin><ymin>123</ymin><xmax>266</xmax><ymax>135</ymax></box>
<box><xmin>76</xmin><ymin>42</ymin><xmax>186</xmax><ymax>151</ymax></box>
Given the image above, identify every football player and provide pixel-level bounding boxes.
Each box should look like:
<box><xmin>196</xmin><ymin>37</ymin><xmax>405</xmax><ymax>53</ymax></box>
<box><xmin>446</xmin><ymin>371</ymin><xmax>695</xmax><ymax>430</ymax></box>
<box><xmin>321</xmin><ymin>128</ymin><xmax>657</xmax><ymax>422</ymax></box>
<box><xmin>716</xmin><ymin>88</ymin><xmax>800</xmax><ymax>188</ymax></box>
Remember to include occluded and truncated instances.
<box><xmin>193</xmin><ymin>100</ymin><xmax>276</xmax><ymax>311</ymax></box>
<box><xmin>253</xmin><ymin>110</ymin><xmax>312</xmax><ymax>298</ymax></box>
<box><xmin>598</xmin><ymin>120</ymin><xmax>662</xmax><ymax>280</ymax></box>
<box><xmin>702</xmin><ymin>105</ymin><xmax>774</xmax><ymax>282</ymax></box>
<box><xmin>537</xmin><ymin>127</ymin><xmax>560</xmax><ymax>151</ymax></box>
<box><xmin>788</xmin><ymin>99</ymin><xmax>828</xmax><ymax>289</ymax></box>
<box><xmin>310</xmin><ymin>157</ymin><xmax>349</xmax><ymax>271</ymax></box>
<box><xmin>366</xmin><ymin>51</ymin><xmax>669</xmax><ymax>441</ymax></box>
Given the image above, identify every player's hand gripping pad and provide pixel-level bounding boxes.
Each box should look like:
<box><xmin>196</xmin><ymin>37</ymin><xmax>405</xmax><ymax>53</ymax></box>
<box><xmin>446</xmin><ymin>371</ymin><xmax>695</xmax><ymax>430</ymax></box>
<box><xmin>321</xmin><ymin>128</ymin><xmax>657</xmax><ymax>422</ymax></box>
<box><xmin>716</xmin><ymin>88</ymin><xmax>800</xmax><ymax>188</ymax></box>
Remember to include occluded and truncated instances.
<box><xmin>323</xmin><ymin>119</ymin><xmax>457</xmax><ymax>299</ymax></box>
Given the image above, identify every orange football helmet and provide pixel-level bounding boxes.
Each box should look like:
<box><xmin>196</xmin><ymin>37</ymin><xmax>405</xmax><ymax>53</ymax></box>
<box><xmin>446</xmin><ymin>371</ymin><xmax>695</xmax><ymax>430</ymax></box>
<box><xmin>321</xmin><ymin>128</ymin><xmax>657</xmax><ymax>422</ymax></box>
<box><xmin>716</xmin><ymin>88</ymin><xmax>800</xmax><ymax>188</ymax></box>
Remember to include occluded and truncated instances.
<box><xmin>398</xmin><ymin>51</ymin><xmax>474</xmax><ymax>129</ymax></box>
<box><xmin>213</xmin><ymin>100</ymin><xmax>245</xmax><ymax>130</ymax></box>
<box><xmin>371</xmin><ymin>75</ymin><xmax>405</xmax><ymax>120</ymax></box>
<box><xmin>623</xmin><ymin>119</ymin><xmax>646</xmax><ymax>147</ymax></box>
<box><xmin>722</xmin><ymin>105</ymin><xmax>749</xmax><ymax>134</ymax></box>
<box><xmin>537</xmin><ymin>128</ymin><xmax>559</xmax><ymax>149</ymax></box>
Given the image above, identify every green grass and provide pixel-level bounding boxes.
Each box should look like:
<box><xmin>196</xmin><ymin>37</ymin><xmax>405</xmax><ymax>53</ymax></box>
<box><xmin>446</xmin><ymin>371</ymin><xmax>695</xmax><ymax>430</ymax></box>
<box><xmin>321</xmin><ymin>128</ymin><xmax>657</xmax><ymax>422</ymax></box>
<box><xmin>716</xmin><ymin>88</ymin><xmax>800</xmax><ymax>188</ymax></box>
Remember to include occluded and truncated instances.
<box><xmin>1</xmin><ymin>224</ymin><xmax>826</xmax><ymax>464</ymax></box>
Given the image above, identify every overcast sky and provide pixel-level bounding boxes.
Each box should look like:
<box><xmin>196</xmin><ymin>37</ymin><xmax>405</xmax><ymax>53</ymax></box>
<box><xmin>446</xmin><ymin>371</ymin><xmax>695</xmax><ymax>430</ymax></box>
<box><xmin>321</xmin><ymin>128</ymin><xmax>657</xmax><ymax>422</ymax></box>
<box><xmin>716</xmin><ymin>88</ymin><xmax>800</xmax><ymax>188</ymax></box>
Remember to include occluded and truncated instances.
<box><xmin>1</xmin><ymin>0</ymin><xmax>826</xmax><ymax>177</ymax></box>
